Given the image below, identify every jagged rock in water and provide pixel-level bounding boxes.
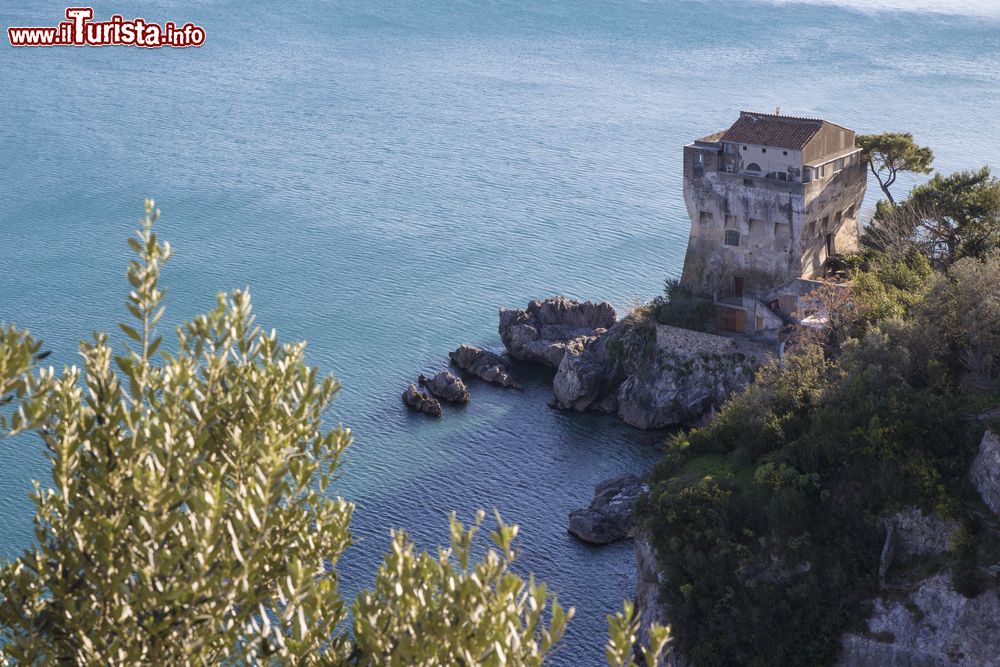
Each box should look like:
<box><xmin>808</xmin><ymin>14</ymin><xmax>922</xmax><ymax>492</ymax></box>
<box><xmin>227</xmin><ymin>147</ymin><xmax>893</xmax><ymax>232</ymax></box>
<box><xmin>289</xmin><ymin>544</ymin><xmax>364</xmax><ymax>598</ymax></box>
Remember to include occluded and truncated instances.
<box><xmin>419</xmin><ymin>371</ymin><xmax>469</xmax><ymax>403</ymax></box>
<box><xmin>401</xmin><ymin>384</ymin><xmax>442</xmax><ymax>417</ymax></box>
<box><xmin>567</xmin><ymin>474</ymin><xmax>647</xmax><ymax>545</ymax></box>
<box><xmin>972</xmin><ymin>430</ymin><xmax>1000</xmax><ymax>517</ymax></box>
<box><xmin>553</xmin><ymin>321</ymin><xmax>626</xmax><ymax>413</ymax></box>
<box><xmin>838</xmin><ymin>572</ymin><xmax>1000</xmax><ymax>666</ymax></box>
<box><xmin>499</xmin><ymin>296</ymin><xmax>616</xmax><ymax>367</ymax></box>
<box><xmin>448</xmin><ymin>345</ymin><xmax>520</xmax><ymax>389</ymax></box>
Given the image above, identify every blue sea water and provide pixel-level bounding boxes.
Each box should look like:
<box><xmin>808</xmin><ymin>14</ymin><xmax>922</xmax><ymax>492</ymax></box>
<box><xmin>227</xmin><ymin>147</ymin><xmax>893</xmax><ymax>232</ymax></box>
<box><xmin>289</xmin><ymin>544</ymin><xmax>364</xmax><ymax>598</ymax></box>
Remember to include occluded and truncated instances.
<box><xmin>1</xmin><ymin>0</ymin><xmax>999</xmax><ymax>663</ymax></box>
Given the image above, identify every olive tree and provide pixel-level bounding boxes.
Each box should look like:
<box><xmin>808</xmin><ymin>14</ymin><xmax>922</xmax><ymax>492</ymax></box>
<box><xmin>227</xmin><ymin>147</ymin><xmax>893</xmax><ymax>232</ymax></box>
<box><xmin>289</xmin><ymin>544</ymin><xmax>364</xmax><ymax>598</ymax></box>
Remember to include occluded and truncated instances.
<box><xmin>0</xmin><ymin>201</ymin><xmax>669</xmax><ymax>666</ymax></box>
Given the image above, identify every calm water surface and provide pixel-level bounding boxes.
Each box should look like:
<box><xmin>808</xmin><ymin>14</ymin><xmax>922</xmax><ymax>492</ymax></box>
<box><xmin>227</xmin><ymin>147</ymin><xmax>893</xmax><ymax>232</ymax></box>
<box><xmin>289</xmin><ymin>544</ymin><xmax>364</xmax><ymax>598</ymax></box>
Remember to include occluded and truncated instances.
<box><xmin>2</xmin><ymin>0</ymin><xmax>998</xmax><ymax>663</ymax></box>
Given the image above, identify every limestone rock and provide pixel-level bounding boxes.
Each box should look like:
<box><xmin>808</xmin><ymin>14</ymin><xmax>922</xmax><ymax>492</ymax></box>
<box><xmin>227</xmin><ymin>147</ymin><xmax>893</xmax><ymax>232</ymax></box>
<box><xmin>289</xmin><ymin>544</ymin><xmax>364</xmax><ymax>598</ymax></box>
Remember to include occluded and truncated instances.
<box><xmin>838</xmin><ymin>573</ymin><xmax>1000</xmax><ymax>666</ymax></box>
<box><xmin>418</xmin><ymin>371</ymin><xmax>469</xmax><ymax>403</ymax></box>
<box><xmin>553</xmin><ymin>317</ymin><xmax>766</xmax><ymax>429</ymax></box>
<box><xmin>972</xmin><ymin>430</ymin><xmax>1000</xmax><ymax>517</ymax></box>
<box><xmin>567</xmin><ymin>475</ymin><xmax>647</xmax><ymax>545</ymax></box>
<box><xmin>634</xmin><ymin>535</ymin><xmax>688</xmax><ymax>667</ymax></box>
<box><xmin>615</xmin><ymin>353</ymin><xmax>756</xmax><ymax>430</ymax></box>
<box><xmin>886</xmin><ymin>507</ymin><xmax>959</xmax><ymax>562</ymax></box>
<box><xmin>402</xmin><ymin>384</ymin><xmax>442</xmax><ymax>417</ymax></box>
<box><xmin>448</xmin><ymin>345</ymin><xmax>520</xmax><ymax>389</ymax></box>
<box><xmin>499</xmin><ymin>296</ymin><xmax>616</xmax><ymax>367</ymax></box>
<box><xmin>553</xmin><ymin>320</ymin><xmax>635</xmax><ymax>413</ymax></box>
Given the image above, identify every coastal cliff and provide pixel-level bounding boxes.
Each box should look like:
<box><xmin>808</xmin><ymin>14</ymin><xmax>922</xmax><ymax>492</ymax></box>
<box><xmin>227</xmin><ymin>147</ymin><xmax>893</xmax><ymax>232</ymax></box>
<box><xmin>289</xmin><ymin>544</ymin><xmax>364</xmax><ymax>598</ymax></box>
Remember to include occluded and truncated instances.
<box><xmin>499</xmin><ymin>296</ymin><xmax>769</xmax><ymax>429</ymax></box>
<box><xmin>631</xmin><ymin>430</ymin><xmax>1000</xmax><ymax>667</ymax></box>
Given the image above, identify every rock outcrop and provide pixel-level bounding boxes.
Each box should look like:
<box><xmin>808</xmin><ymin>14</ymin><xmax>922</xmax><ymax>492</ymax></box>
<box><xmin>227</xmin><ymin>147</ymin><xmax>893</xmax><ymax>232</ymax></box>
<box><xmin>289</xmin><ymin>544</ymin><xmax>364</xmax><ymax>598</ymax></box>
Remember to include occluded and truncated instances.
<box><xmin>419</xmin><ymin>371</ymin><xmax>470</xmax><ymax>403</ymax></box>
<box><xmin>972</xmin><ymin>430</ymin><xmax>1000</xmax><ymax>517</ymax></box>
<box><xmin>886</xmin><ymin>507</ymin><xmax>960</xmax><ymax>562</ymax></box>
<box><xmin>402</xmin><ymin>384</ymin><xmax>442</xmax><ymax>417</ymax></box>
<box><xmin>634</xmin><ymin>536</ymin><xmax>687</xmax><ymax>667</ymax></box>
<box><xmin>448</xmin><ymin>345</ymin><xmax>520</xmax><ymax>389</ymax></box>
<box><xmin>553</xmin><ymin>319</ymin><xmax>765</xmax><ymax>429</ymax></box>
<box><xmin>499</xmin><ymin>297</ymin><xmax>616</xmax><ymax>368</ymax></box>
<box><xmin>567</xmin><ymin>475</ymin><xmax>647</xmax><ymax>545</ymax></box>
<box><xmin>838</xmin><ymin>573</ymin><xmax>1000</xmax><ymax>666</ymax></box>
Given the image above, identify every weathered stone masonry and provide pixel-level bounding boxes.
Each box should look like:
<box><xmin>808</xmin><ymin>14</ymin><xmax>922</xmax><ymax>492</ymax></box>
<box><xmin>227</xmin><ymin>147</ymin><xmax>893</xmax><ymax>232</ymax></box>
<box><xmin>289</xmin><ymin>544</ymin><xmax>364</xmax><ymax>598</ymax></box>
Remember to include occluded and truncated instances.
<box><xmin>679</xmin><ymin>111</ymin><xmax>867</xmax><ymax>299</ymax></box>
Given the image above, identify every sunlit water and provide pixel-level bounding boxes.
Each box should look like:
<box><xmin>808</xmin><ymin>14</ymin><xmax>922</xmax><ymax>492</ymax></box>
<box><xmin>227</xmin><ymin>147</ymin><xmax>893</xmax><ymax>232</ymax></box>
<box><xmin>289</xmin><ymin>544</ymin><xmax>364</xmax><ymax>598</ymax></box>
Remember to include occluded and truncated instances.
<box><xmin>2</xmin><ymin>0</ymin><xmax>998</xmax><ymax>662</ymax></box>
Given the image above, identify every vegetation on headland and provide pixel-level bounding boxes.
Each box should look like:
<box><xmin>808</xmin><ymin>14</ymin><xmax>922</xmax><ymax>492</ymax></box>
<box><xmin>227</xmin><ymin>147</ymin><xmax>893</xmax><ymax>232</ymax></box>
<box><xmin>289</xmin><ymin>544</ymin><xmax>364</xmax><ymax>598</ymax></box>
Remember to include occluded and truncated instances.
<box><xmin>636</xmin><ymin>141</ymin><xmax>1000</xmax><ymax>666</ymax></box>
<box><xmin>0</xmin><ymin>201</ymin><xmax>671</xmax><ymax>666</ymax></box>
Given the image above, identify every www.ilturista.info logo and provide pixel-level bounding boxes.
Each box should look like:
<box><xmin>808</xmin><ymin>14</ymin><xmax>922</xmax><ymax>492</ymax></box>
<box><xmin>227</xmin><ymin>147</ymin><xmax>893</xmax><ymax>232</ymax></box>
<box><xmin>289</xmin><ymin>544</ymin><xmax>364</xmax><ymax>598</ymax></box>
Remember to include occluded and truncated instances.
<box><xmin>8</xmin><ymin>8</ymin><xmax>205</xmax><ymax>48</ymax></box>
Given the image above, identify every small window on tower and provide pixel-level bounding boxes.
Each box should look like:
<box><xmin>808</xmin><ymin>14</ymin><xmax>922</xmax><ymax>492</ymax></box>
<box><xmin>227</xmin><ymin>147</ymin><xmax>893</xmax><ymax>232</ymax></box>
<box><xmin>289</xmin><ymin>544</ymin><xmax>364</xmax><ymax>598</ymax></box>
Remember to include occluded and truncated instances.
<box><xmin>724</xmin><ymin>230</ymin><xmax>741</xmax><ymax>246</ymax></box>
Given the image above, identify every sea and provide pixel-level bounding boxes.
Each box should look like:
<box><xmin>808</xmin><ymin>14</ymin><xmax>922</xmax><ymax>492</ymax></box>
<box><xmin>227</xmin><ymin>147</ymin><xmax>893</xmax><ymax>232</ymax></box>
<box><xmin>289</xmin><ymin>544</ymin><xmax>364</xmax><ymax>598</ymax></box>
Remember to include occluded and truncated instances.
<box><xmin>2</xmin><ymin>0</ymin><xmax>998</xmax><ymax>663</ymax></box>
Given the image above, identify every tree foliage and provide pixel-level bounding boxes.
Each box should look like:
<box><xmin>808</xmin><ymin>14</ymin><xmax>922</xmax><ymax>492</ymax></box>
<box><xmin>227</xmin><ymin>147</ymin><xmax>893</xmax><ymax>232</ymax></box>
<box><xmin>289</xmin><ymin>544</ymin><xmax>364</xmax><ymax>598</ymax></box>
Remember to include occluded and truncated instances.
<box><xmin>856</xmin><ymin>132</ymin><xmax>934</xmax><ymax>205</ymax></box>
<box><xmin>905</xmin><ymin>167</ymin><xmax>1000</xmax><ymax>264</ymax></box>
<box><xmin>0</xmin><ymin>201</ymin><xmax>670</xmax><ymax>665</ymax></box>
<box><xmin>637</xmin><ymin>247</ymin><xmax>997</xmax><ymax>664</ymax></box>
<box><xmin>651</xmin><ymin>278</ymin><xmax>714</xmax><ymax>332</ymax></box>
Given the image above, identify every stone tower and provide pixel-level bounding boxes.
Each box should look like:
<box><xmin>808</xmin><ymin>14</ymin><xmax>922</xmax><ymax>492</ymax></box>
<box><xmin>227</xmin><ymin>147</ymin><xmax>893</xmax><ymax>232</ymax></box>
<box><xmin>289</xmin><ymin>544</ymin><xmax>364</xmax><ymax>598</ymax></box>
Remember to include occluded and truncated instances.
<box><xmin>680</xmin><ymin>111</ymin><xmax>867</xmax><ymax>298</ymax></box>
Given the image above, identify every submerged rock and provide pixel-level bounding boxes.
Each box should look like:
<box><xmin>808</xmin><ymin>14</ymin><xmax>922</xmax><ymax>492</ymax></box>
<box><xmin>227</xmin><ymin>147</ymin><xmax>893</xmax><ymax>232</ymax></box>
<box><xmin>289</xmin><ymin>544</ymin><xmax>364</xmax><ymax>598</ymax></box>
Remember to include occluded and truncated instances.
<box><xmin>972</xmin><ymin>430</ymin><xmax>1000</xmax><ymax>517</ymax></box>
<box><xmin>499</xmin><ymin>296</ymin><xmax>616</xmax><ymax>367</ymax></box>
<box><xmin>419</xmin><ymin>371</ymin><xmax>470</xmax><ymax>403</ymax></box>
<box><xmin>402</xmin><ymin>384</ymin><xmax>442</xmax><ymax>417</ymax></box>
<box><xmin>568</xmin><ymin>474</ymin><xmax>648</xmax><ymax>544</ymax></box>
<box><xmin>448</xmin><ymin>345</ymin><xmax>520</xmax><ymax>389</ymax></box>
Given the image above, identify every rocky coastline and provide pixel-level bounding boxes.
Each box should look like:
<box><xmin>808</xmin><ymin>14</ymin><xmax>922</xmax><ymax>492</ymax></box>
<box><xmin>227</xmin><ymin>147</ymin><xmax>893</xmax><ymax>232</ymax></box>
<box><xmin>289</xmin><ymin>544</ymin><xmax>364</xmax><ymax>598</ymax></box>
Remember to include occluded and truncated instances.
<box><xmin>406</xmin><ymin>294</ymin><xmax>1000</xmax><ymax>665</ymax></box>
<box><xmin>492</xmin><ymin>296</ymin><xmax>1000</xmax><ymax>666</ymax></box>
<box><xmin>499</xmin><ymin>296</ymin><xmax>770</xmax><ymax>430</ymax></box>
<box><xmin>632</xmin><ymin>430</ymin><xmax>1000</xmax><ymax>667</ymax></box>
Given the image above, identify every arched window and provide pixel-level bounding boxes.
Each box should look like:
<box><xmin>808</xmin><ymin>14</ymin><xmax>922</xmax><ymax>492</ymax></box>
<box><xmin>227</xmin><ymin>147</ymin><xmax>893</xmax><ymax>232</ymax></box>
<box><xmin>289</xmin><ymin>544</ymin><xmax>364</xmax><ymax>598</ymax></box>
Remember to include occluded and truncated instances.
<box><xmin>745</xmin><ymin>163</ymin><xmax>762</xmax><ymax>172</ymax></box>
<box><xmin>724</xmin><ymin>230</ymin><xmax>740</xmax><ymax>246</ymax></box>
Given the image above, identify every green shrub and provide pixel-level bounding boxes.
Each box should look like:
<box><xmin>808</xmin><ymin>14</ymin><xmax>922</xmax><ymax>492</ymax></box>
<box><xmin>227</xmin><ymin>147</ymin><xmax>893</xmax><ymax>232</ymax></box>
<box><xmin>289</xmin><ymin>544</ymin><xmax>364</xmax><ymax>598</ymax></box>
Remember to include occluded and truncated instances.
<box><xmin>652</xmin><ymin>279</ymin><xmax>714</xmax><ymax>331</ymax></box>
<box><xmin>0</xmin><ymin>202</ymin><xmax>670</xmax><ymax>666</ymax></box>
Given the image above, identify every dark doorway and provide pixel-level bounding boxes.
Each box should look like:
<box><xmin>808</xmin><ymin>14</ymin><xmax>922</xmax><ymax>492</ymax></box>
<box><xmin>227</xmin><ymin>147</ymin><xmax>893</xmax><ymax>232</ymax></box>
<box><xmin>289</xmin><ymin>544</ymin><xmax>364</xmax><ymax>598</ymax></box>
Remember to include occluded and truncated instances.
<box><xmin>734</xmin><ymin>276</ymin><xmax>744</xmax><ymax>297</ymax></box>
<box><xmin>825</xmin><ymin>233</ymin><xmax>835</xmax><ymax>257</ymax></box>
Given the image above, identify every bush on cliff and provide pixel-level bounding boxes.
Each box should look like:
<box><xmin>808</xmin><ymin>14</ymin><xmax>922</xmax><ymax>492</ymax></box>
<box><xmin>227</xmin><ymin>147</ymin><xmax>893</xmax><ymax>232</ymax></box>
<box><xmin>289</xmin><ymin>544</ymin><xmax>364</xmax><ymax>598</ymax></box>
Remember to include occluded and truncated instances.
<box><xmin>636</xmin><ymin>252</ymin><xmax>1000</xmax><ymax>665</ymax></box>
<box><xmin>0</xmin><ymin>202</ymin><xmax>671</xmax><ymax>666</ymax></box>
<box><xmin>651</xmin><ymin>278</ymin><xmax>714</xmax><ymax>332</ymax></box>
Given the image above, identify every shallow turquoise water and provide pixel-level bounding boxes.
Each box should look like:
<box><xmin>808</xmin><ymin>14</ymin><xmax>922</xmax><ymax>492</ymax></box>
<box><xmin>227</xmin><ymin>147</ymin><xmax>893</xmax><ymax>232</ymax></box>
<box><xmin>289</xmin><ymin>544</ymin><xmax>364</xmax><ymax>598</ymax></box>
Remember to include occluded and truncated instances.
<box><xmin>2</xmin><ymin>1</ymin><xmax>999</xmax><ymax>663</ymax></box>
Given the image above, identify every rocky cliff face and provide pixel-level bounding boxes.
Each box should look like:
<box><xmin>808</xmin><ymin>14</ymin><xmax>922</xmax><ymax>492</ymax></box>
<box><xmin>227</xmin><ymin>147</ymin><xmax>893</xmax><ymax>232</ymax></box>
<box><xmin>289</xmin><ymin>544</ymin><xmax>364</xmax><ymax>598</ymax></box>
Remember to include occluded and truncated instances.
<box><xmin>633</xmin><ymin>439</ymin><xmax>1000</xmax><ymax>667</ymax></box>
<box><xmin>835</xmin><ymin>432</ymin><xmax>1000</xmax><ymax>666</ymax></box>
<box><xmin>553</xmin><ymin>319</ymin><xmax>764</xmax><ymax>430</ymax></box>
<box><xmin>838</xmin><ymin>574</ymin><xmax>1000</xmax><ymax>667</ymax></box>
<box><xmin>634</xmin><ymin>536</ymin><xmax>687</xmax><ymax>667</ymax></box>
<box><xmin>972</xmin><ymin>430</ymin><xmax>1000</xmax><ymax>516</ymax></box>
<box><xmin>498</xmin><ymin>296</ymin><xmax>768</xmax><ymax>429</ymax></box>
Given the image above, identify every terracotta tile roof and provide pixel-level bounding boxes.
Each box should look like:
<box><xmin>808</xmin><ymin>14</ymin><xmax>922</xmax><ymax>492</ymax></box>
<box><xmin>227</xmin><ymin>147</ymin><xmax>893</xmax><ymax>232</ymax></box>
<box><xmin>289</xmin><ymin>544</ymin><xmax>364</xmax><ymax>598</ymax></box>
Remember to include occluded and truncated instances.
<box><xmin>721</xmin><ymin>111</ymin><xmax>824</xmax><ymax>150</ymax></box>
